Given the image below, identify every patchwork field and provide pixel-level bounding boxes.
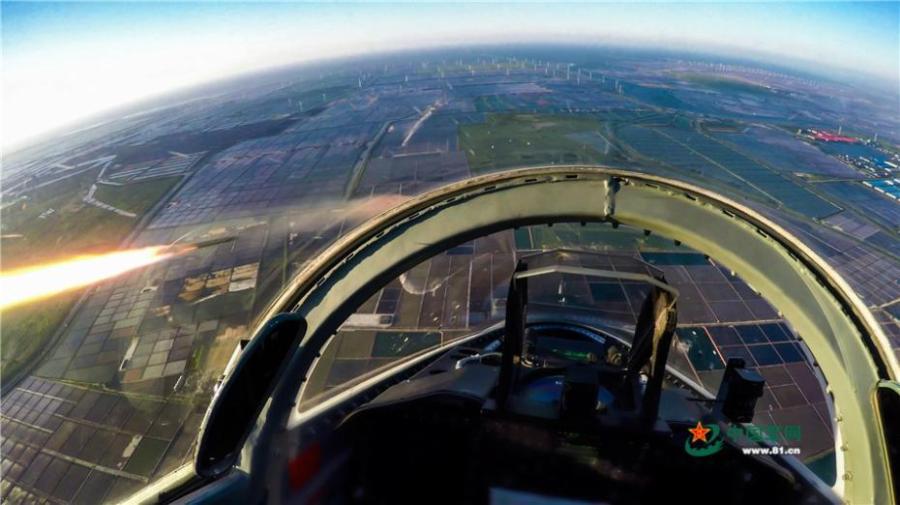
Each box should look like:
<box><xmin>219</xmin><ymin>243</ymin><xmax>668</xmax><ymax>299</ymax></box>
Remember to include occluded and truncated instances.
<box><xmin>459</xmin><ymin>113</ymin><xmax>621</xmax><ymax>173</ymax></box>
<box><xmin>94</xmin><ymin>176</ymin><xmax>180</xmax><ymax>216</ymax></box>
<box><xmin>1</xmin><ymin>171</ymin><xmax>180</xmax><ymax>383</ymax></box>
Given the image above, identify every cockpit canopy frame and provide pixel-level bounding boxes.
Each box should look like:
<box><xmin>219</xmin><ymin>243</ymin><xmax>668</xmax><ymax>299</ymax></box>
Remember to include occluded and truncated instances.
<box><xmin>243</xmin><ymin>167</ymin><xmax>898</xmax><ymax>504</ymax></box>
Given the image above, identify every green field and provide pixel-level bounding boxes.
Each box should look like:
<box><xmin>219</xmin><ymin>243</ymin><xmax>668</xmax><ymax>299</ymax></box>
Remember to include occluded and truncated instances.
<box><xmin>459</xmin><ymin>113</ymin><xmax>616</xmax><ymax>174</ymax></box>
<box><xmin>1</xmin><ymin>171</ymin><xmax>180</xmax><ymax>384</ymax></box>
<box><xmin>123</xmin><ymin>437</ymin><xmax>170</xmax><ymax>476</ymax></box>
<box><xmin>94</xmin><ymin>176</ymin><xmax>180</xmax><ymax>215</ymax></box>
<box><xmin>1</xmin><ymin>169</ymin><xmax>138</xmax><ymax>269</ymax></box>
<box><xmin>1</xmin><ymin>291</ymin><xmax>82</xmax><ymax>385</ymax></box>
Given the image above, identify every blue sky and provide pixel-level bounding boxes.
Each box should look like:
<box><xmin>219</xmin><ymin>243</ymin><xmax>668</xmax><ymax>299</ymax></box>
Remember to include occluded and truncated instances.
<box><xmin>2</xmin><ymin>2</ymin><xmax>898</xmax><ymax>148</ymax></box>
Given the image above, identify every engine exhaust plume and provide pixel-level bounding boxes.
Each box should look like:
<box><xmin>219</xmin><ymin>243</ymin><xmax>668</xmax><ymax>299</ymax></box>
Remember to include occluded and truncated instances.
<box><xmin>0</xmin><ymin>245</ymin><xmax>193</xmax><ymax>311</ymax></box>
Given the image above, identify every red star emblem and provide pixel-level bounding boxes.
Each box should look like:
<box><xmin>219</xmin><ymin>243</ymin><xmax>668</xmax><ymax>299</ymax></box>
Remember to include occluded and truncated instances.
<box><xmin>688</xmin><ymin>421</ymin><xmax>711</xmax><ymax>443</ymax></box>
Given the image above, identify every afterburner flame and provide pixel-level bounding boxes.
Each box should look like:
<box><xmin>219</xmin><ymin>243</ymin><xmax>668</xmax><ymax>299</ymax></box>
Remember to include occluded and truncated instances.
<box><xmin>0</xmin><ymin>246</ymin><xmax>183</xmax><ymax>310</ymax></box>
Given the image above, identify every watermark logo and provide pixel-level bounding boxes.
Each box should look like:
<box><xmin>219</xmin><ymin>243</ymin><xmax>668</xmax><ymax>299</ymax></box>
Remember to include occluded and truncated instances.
<box><xmin>684</xmin><ymin>421</ymin><xmax>803</xmax><ymax>457</ymax></box>
<box><xmin>684</xmin><ymin>421</ymin><xmax>724</xmax><ymax>457</ymax></box>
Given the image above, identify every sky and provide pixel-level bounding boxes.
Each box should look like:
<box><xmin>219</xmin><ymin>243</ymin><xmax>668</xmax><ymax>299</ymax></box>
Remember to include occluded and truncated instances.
<box><xmin>2</xmin><ymin>1</ymin><xmax>898</xmax><ymax>150</ymax></box>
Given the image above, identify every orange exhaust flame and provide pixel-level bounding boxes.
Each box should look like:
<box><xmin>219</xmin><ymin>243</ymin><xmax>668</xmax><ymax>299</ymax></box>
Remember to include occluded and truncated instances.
<box><xmin>0</xmin><ymin>245</ymin><xmax>191</xmax><ymax>311</ymax></box>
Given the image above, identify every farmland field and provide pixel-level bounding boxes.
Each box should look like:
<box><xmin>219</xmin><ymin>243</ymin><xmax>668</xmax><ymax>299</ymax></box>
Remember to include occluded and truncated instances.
<box><xmin>459</xmin><ymin>113</ymin><xmax>622</xmax><ymax>173</ymax></box>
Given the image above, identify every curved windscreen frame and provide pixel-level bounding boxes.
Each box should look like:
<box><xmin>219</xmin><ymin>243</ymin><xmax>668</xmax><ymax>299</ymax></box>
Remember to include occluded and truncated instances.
<box><xmin>248</xmin><ymin>166</ymin><xmax>895</xmax><ymax>504</ymax></box>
